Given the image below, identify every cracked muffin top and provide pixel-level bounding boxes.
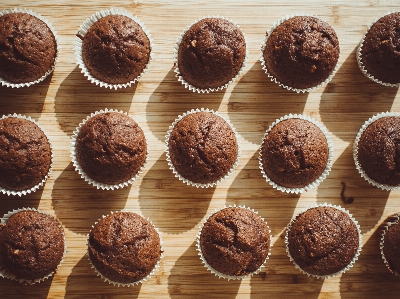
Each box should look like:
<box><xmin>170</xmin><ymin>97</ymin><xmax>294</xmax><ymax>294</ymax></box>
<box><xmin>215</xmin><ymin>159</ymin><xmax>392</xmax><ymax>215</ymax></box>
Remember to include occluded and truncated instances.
<box><xmin>0</xmin><ymin>12</ymin><xmax>57</xmax><ymax>84</ymax></box>
<box><xmin>382</xmin><ymin>216</ymin><xmax>400</xmax><ymax>275</ymax></box>
<box><xmin>80</xmin><ymin>14</ymin><xmax>150</xmax><ymax>84</ymax></box>
<box><xmin>199</xmin><ymin>207</ymin><xmax>270</xmax><ymax>276</ymax></box>
<box><xmin>177</xmin><ymin>17</ymin><xmax>246</xmax><ymax>90</ymax></box>
<box><xmin>263</xmin><ymin>16</ymin><xmax>339</xmax><ymax>89</ymax></box>
<box><xmin>168</xmin><ymin>111</ymin><xmax>238</xmax><ymax>184</ymax></box>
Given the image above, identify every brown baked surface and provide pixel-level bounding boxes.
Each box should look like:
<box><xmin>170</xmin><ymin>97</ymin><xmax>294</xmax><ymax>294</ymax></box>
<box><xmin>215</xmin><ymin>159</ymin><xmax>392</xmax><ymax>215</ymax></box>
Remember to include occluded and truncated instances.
<box><xmin>168</xmin><ymin>111</ymin><xmax>238</xmax><ymax>184</ymax></box>
<box><xmin>0</xmin><ymin>117</ymin><xmax>52</xmax><ymax>191</ymax></box>
<box><xmin>200</xmin><ymin>207</ymin><xmax>270</xmax><ymax>276</ymax></box>
<box><xmin>287</xmin><ymin>206</ymin><xmax>359</xmax><ymax>276</ymax></box>
<box><xmin>263</xmin><ymin>16</ymin><xmax>339</xmax><ymax>89</ymax></box>
<box><xmin>81</xmin><ymin>15</ymin><xmax>150</xmax><ymax>84</ymax></box>
<box><xmin>75</xmin><ymin>112</ymin><xmax>147</xmax><ymax>185</ymax></box>
<box><xmin>0</xmin><ymin>210</ymin><xmax>64</xmax><ymax>281</ymax></box>
<box><xmin>357</xmin><ymin>116</ymin><xmax>400</xmax><ymax>186</ymax></box>
<box><xmin>88</xmin><ymin>212</ymin><xmax>161</xmax><ymax>284</ymax></box>
<box><xmin>177</xmin><ymin>17</ymin><xmax>246</xmax><ymax>89</ymax></box>
<box><xmin>260</xmin><ymin>118</ymin><xmax>328</xmax><ymax>189</ymax></box>
<box><xmin>360</xmin><ymin>12</ymin><xmax>400</xmax><ymax>84</ymax></box>
<box><xmin>382</xmin><ymin>218</ymin><xmax>400</xmax><ymax>274</ymax></box>
<box><xmin>0</xmin><ymin>12</ymin><xmax>56</xmax><ymax>83</ymax></box>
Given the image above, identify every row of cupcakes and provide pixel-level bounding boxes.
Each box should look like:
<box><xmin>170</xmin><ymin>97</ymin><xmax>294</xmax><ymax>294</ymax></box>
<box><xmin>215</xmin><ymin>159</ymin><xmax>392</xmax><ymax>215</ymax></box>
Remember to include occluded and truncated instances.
<box><xmin>1</xmin><ymin>8</ymin><xmax>400</xmax><ymax>90</ymax></box>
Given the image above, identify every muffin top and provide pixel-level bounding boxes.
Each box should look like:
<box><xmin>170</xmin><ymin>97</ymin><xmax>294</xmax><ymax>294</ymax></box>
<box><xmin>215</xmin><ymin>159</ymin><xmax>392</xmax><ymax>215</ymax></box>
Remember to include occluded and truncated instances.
<box><xmin>357</xmin><ymin>116</ymin><xmax>400</xmax><ymax>186</ymax></box>
<box><xmin>168</xmin><ymin>111</ymin><xmax>238</xmax><ymax>184</ymax></box>
<box><xmin>88</xmin><ymin>212</ymin><xmax>161</xmax><ymax>284</ymax></box>
<box><xmin>200</xmin><ymin>207</ymin><xmax>270</xmax><ymax>276</ymax></box>
<box><xmin>382</xmin><ymin>217</ymin><xmax>400</xmax><ymax>275</ymax></box>
<box><xmin>177</xmin><ymin>17</ymin><xmax>246</xmax><ymax>89</ymax></box>
<box><xmin>0</xmin><ymin>12</ymin><xmax>57</xmax><ymax>84</ymax></box>
<box><xmin>75</xmin><ymin>112</ymin><xmax>147</xmax><ymax>185</ymax></box>
<box><xmin>260</xmin><ymin>118</ymin><xmax>329</xmax><ymax>189</ymax></box>
<box><xmin>360</xmin><ymin>12</ymin><xmax>400</xmax><ymax>84</ymax></box>
<box><xmin>81</xmin><ymin>15</ymin><xmax>150</xmax><ymax>84</ymax></box>
<box><xmin>287</xmin><ymin>206</ymin><xmax>359</xmax><ymax>276</ymax></box>
<box><xmin>0</xmin><ymin>117</ymin><xmax>52</xmax><ymax>191</ymax></box>
<box><xmin>0</xmin><ymin>210</ymin><xmax>65</xmax><ymax>281</ymax></box>
<box><xmin>263</xmin><ymin>16</ymin><xmax>339</xmax><ymax>89</ymax></box>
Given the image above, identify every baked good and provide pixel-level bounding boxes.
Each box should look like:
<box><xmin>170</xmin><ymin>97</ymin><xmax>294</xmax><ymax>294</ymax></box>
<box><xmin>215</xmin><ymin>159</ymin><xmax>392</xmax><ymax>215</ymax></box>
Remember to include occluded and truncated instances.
<box><xmin>177</xmin><ymin>17</ymin><xmax>246</xmax><ymax>90</ymax></box>
<box><xmin>199</xmin><ymin>207</ymin><xmax>270</xmax><ymax>277</ymax></box>
<box><xmin>262</xmin><ymin>15</ymin><xmax>339</xmax><ymax>90</ymax></box>
<box><xmin>381</xmin><ymin>214</ymin><xmax>400</xmax><ymax>276</ymax></box>
<box><xmin>286</xmin><ymin>205</ymin><xmax>360</xmax><ymax>277</ymax></box>
<box><xmin>0</xmin><ymin>12</ymin><xmax>57</xmax><ymax>84</ymax></box>
<box><xmin>88</xmin><ymin>212</ymin><xmax>162</xmax><ymax>284</ymax></box>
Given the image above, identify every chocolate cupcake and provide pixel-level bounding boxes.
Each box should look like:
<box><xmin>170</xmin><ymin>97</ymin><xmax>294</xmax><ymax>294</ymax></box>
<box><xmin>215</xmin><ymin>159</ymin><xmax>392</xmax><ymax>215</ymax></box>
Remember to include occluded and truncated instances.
<box><xmin>354</xmin><ymin>112</ymin><xmax>400</xmax><ymax>190</ymax></box>
<box><xmin>165</xmin><ymin>108</ymin><xmax>240</xmax><ymax>187</ymax></box>
<box><xmin>259</xmin><ymin>114</ymin><xmax>333</xmax><ymax>193</ymax></box>
<box><xmin>0</xmin><ymin>208</ymin><xmax>66</xmax><ymax>284</ymax></box>
<box><xmin>174</xmin><ymin>16</ymin><xmax>247</xmax><ymax>92</ymax></box>
<box><xmin>380</xmin><ymin>213</ymin><xmax>400</xmax><ymax>277</ymax></box>
<box><xmin>285</xmin><ymin>204</ymin><xmax>362</xmax><ymax>278</ymax></box>
<box><xmin>75</xmin><ymin>8</ymin><xmax>152</xmax><ymax>89</ymax></box>
<box><xmin>71</xmin><ymin>109</ymin><xmax>148</xmax><ymax>190</ymax></box>
<box><xmin>357</xmin><ymin>12</ymin><xmax>400</xmax><ymax>86</ymax></box>
<box><xmin>260</xmin><ymin>14</ymin><xmax>340</xmax><ymax>92</ymax></box>
<box><xmin>0</xmin><ymin>114</ymin><xmax>53</xmax><ymax>196</ymax></box>
<box><xmin>0</xmin><ymin>8</ymin><xmax>58</xmax><ymax>88</ymax></box>
<box><xmin>88</xmin><ymin>211</ymin><xmax>162</xmax><ymax>286</ymax></box>
<box><xmin>197</xmin><ymin>206</ymin><xmax>271</xmax><ymax>279</ymax></box>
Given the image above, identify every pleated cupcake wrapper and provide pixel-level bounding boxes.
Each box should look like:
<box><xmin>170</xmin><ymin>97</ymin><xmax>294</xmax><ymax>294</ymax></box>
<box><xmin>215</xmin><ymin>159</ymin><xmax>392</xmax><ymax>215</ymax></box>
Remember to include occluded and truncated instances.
<box><xmin>173</xmin><ymin>15</ymin><xmax>248</xmax><ymax>93</ymax></box>
<box><xmin>258</xmin><ymin>114</ymin><xmax>333</xmax><ymax>194</ymax></box>
<box><xmin>353</xmin><ymin>111</ymin><xmax>400</xmax><ymax>191</ymax></box>
<box><xmin>165</xmin><ymin>108</ymin><xmax>241</xmax><ymax>188</ymax></box>
<box><xmin>285</xmin><ymin>203</ymin><xmax>362</xmax><ymax>279</ymax></box>
<box><xmin>259</xmin><ymin>13</ymin><xmax>340</xmax><ymax>93</ymax></box>
<box><xmin>70</xmin><ymin>108</ymin><xmax>149</xmax><ymax>190</ymax></box>
<box><xmin>380</xmin><ymin>213</ymin><xmax>400</xmax><ymax>278</ymax></box>
<box><xmin>0</xmin><ymin>208</ymin><xmax>67</xmax><ymax>285</ymax></box>
<box><xmin>196</xmin><ymin>205</ymin><xmax>272</xmax><ymax>280</ymax></box>
<box><xmin>87</xmin><ymin>210</ymin><xmax>163</xmax><ymax>287</ymax></box>
<box><xmin>74</xmin><ymin>7</ymin><xmax>153</xmax><ymax>90</ymax></box>
<box><xmin>0</xmin><ymin>114</ymin><xmax>53</xmax><ymax>196</ymax></box>
<box><xmin>0</xmin><ymin>8</ymin><xmax>59</xmax><ymax>88</ymax></box>
<box><xmin>356</xmin><ymin>11</ymin><xmax>400</xmax><ymax>87</ymax></box>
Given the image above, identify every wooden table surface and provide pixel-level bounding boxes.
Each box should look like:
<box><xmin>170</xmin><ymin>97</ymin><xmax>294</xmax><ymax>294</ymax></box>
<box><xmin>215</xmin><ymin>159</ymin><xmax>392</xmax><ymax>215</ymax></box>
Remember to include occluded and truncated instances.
<box><xmin>1</xmin><ymin>0</ymin><xmax>400</xmax><ymax>298</ymax></box>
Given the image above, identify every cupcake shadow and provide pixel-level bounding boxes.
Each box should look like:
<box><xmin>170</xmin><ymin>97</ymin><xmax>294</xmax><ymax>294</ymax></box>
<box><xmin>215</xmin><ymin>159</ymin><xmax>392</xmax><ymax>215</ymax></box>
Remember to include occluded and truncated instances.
<box><xmin>0</xmin><ymin>275</ymin><xmax>53</xmax><ymax>298</ymax></box>
<box><xmin>0</xmin><ymin>187</ymin><xmax>44</xmax><ymax>217</ymax></box>
<box><xmin>51</xmin><ymin>162</ymin><xmax>129</xmax><ymax>235</ymax></box>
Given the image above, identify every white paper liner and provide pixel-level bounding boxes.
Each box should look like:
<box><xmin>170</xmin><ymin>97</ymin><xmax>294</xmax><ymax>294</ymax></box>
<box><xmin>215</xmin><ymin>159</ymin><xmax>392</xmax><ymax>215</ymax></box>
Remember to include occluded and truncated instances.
<box><xmin>87</xmin><ymin>210</ymin><xmax>163</xmax><ymax>287</ymax></box>
<box><xmin>165</xmin><ymin>108</ymin><xmax>241</xmax><ymax>188</ymax></box>
<box><xmin>75</xmin><ymin>7</ymin><xmax>153</xmax><ymax>90</ymax></box>
<box><xmin>196</xmin><ymin>205</ymin><xmax>272</xmax><ymax>280</ymax></box>
<box><xmin>258</xmin><ymin>114</ymin><xmax>333</xmax><ymax>194</ymax></box>
<box><xmin>356</xmin><ymin>11</ymin><xmax>400</xmax><ymax>87</ymax></box>
<box><xmin>0</xmin><ymin>8</ymin><xmax>60</xmax><ymax>88</ymax></box>
<box><xmin>285</xmin><ymin>203</ymin><xmax>362</xmax><ymax>279</ymax></box>
<box><xmin>173</xmin><ymin>16</ymin><xmax>248</xmax><ymax>93</ymax></box>
<box><xmin>380</xmin><ymin>213</ymin><xmax>400</xmax><ymax>278</ymax></box>
<box><xmin>70</xmin><ymin>108</ymin><xmax>149</xmax><ymax>190</ymax></box>
<box><xmin>0</xmin><ymin>114</ymin><xmax>53</xmax><ymax>196</ymax></box>
<box><xmin>353</xmin><ymin>112</ymin><xmax>400</xmax><ymax>191</ymax></box>
<box><xmin>259</xmin><ymin>13</ymin><xmax>340</xmax><ymax>93</ymax></box>
<box><xmin>0</xmin><ymin>208</ymin><xmax>67</xmax><ymax>284</ymax></box>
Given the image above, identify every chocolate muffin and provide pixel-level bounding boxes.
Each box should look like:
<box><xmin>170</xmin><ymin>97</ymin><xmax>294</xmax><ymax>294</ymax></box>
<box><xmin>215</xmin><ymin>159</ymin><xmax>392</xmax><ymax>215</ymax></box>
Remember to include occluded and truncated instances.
<box><xmin>260</xmin><ymin>117</ymin><xmax>329</xmax><ymax>190</ymax></box>
<box><xmin>88</xmin><ymin>212</ymin><xmax>162</xmax><ymax>284</ymax></box>
<box><xmin>381</xmin><ymin>214</ymin><xmax>400</xmax><ymax>276</ymax></box>
<box><xmin>0</xmin><ymin>117</ymin><xmax>52</xmax><ymax>192</ymax></box>
<box><xmin>0</xmin><ymin>12</ymin><xmax>57</xmax><ymax>84</ymax></box>
<box><xmin>359</xmin><ymin>12</ymin><xmax>400</xmax><ymax>85</ymax></box>
<box><xmin>0</xmin><ymin>210</ymin><xmax>65</xmax><ymax>283</ymax></box>
<box><xmin>199</xmin><ymin>207</ymin><xmax>270</xmax><ymax>277</ymax></box>
<box><xmin>79</xmin><ymin>14</ymin><xmax>151</xmax><ymax>85</ymax></box>
<box><xmin>74</xmin><ymin>112</ymin><xmax>147</xmax><ymax>186</ymax></box>
<box><xmin>177</xmin><ymin>17</ymin><xmax>246</xmax><ymax>90</ymax></box>
<box><xmin>287</xmin><ymin>206</ymin><xmax>360</xmax><ymax>277</ymax></box>
<box><xmin>167</xmin><ymin>111</ymin><xmax>238</xmax><ymax>185</ymax></box>
<box><xmin>262</xmin><ymin>16</ymin><xmax>339</xmax><ymax>90</ymax></box>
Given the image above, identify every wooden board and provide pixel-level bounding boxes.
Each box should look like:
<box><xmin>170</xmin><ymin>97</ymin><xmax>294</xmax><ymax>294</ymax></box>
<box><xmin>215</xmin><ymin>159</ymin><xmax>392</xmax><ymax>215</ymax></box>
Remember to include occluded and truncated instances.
<box><xmin>1</xmin><ymin>0</ymin><xmax>400</xmax><ymax>298</ymax></box>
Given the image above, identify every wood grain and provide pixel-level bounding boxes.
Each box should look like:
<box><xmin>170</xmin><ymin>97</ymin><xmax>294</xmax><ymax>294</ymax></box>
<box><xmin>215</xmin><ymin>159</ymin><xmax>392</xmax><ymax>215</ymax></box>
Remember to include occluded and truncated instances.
<box><xmin>1</xmin><ymin>1</ymin><xmax>400</xmax><ymax>298</ymax></box>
